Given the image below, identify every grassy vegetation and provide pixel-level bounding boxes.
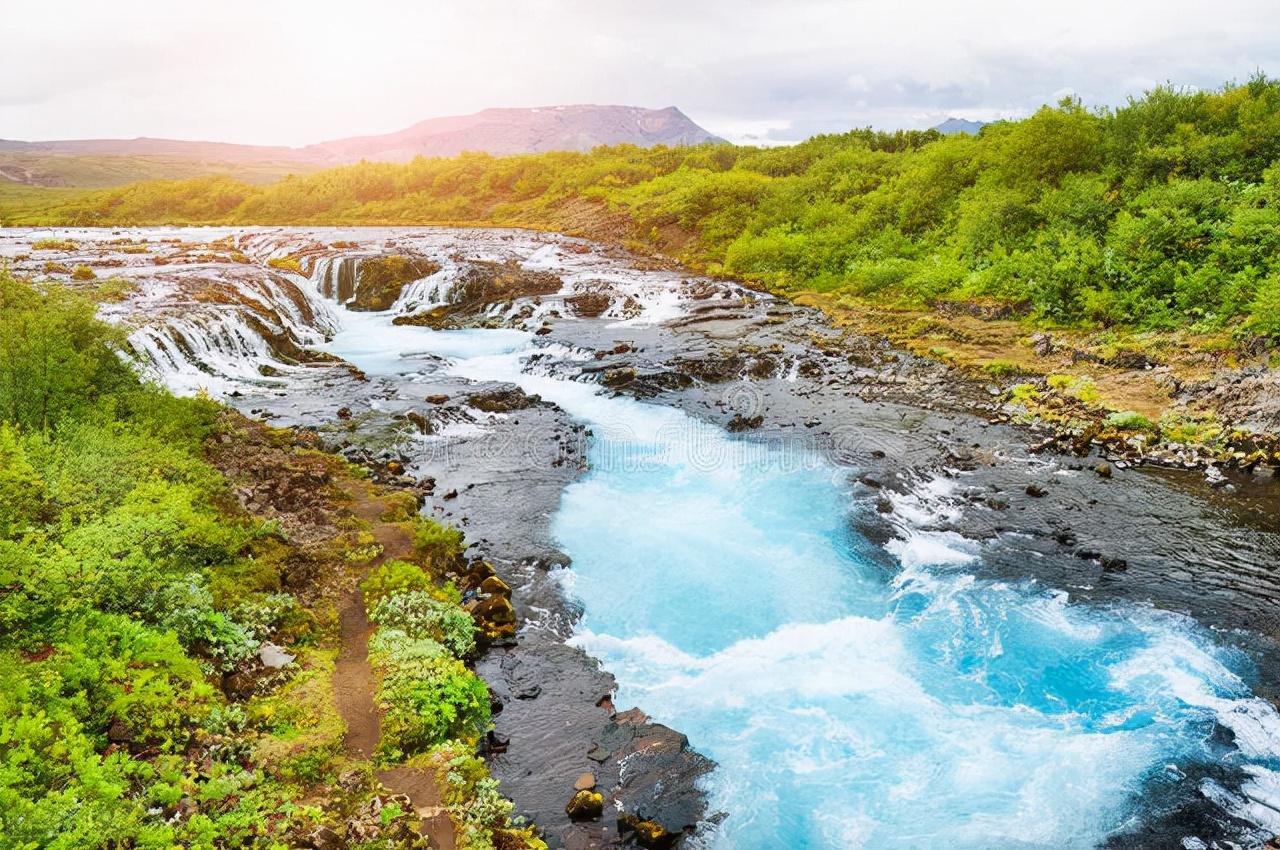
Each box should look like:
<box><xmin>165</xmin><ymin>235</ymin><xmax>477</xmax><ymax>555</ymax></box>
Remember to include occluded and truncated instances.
<box><xmin>0</xmin><ymin>268</ymin><xmax>540</xmax><ymax>849</ymax></box>
<box><xmin>0</xmin><ymin>152</ymin><xmax>320</xmax><ymax>190</ymax></box>
<box><xmin>1</xmin><ymin>270</ymin><xmax>311</xmax><ymax>846</ymax></box>
<box><xmin>7</xmin><ymin>77</ymin><xmax>1280</xmax><ymax>343</ymax></box>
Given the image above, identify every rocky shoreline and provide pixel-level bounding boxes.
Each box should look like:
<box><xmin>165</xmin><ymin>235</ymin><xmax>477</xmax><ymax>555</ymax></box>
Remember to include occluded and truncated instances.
<box><xmin>4</xmin><ymin>226</ymin><xmax>1280</xmax><ymax>849</ymax></box>
<box><xmin>786</xmin><ymin>292</ymin><xmax>1280</xmax><ymax>485</ymax></box>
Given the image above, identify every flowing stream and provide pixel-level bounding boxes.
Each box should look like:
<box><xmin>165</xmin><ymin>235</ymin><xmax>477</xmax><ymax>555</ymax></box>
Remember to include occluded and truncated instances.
<box><xmin>14</xmin><ymin>226</ymin><xmax>1278</xmax><ymax>849</ymax></box>
<box><xmin>322</xmin><ymin>307</ymin><xmax>1280</xmax><ymax>850</ymax></box>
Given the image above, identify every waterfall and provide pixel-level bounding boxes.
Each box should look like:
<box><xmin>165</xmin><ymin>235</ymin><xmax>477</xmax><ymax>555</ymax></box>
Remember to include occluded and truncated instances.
<box><xmin>128</xmin><ymin>312</ymin><xmax>294</xmax><ymax>396</ymax></box>
<box><xmin>123</xmin><ymin>265</ymin><xmax>341</xmax><ymax>398</ymax></box>
<box><xmin>312</xmin><ymin>256</ymin><xmax>362</xmax><ymax>305</ymax></box>
<box><xmin>395</xmin><ymin>259</ymin><xmax>462</xmax><ymax>314</ymax></box>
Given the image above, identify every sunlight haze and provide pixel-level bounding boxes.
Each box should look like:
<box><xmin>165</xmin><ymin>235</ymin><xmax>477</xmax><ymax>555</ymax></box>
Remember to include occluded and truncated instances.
<box><xmin>4</xmin><ymin>0</ymin><xmax>1279</xmax><ymax>145</ymax></box>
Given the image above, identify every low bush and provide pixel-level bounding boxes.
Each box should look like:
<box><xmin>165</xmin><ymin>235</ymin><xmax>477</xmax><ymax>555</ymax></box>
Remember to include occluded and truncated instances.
<box><xmin>982</xmin><ymin>359</ymin><xmax>1021</xmax><ymax>378</ymax></box>
<box><xmin>370</xmin><ymin>590</ymin><xmax>477</xmax><ymax>658</ymax></box>
<box><xmin>367</xmin><ymin>630</ymin><xmax>490</xmax><ymax>758</ymax></box>
<box><xmin>360</xmin><ymin>559</ymin><xmax>434</xmax><ymax>603</ymax></box>
<box><xmin>422</xmin><ymin>743</ymin><xmax>547</xmax><ymax>850</ymax></box>
<box><xmin>413</xmin><ymin>517</ymin><xmax>466</xmax><ymax>571</ymax></box>
<box><xmin>1104</xmin><ymin>410</ymin><xmax>1155</xmax><ymax>431</ymax></box>
<box><xmin>32</xmin><ymin>238</ymin><xmax>77</xmax><ymax>250</ymax></box>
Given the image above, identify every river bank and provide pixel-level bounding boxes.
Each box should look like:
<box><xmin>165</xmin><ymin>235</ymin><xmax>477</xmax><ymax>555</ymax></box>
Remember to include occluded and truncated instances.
<box><xmin>4</xmin><ymin>226</ymin><xmax>1280</xmax><ymax>849</ymax></box>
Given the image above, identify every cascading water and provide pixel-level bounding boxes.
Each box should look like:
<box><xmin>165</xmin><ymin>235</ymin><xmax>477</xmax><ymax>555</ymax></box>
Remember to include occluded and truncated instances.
<box><xmin>128</xmin><ymin>314</ymin><xmax>290</xmax><ymax>394</ymax></box>
<box><xmin>394</xmin><ymin>259</ymin><xmax>463</xmax><ymax>315</ymax></box>
<box><xmin>43</xmin><ymin>224</ymin><xmax>1277</xmax><ymax>849</ymax></box>
<box><xmin>317</xmin><ymin>300</ymin><xmax>1280</xmax><ymax>850</ymax></box>
<box><xmin>121</xmin><ymin>265</ymin><xmax>340</xmax><ymax>396</ymax></box>
<box><xmin>313</xmin><ymin>255</ymin><xmax>363</xmax><ymax>304</ymax></box>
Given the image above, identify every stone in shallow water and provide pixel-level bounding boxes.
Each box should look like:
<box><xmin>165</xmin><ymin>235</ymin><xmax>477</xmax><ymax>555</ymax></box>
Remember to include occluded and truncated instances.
<box><xmin>565</xmin><ymin>789</ymin><xmax>604</xmax><ymax>821</ymax></box>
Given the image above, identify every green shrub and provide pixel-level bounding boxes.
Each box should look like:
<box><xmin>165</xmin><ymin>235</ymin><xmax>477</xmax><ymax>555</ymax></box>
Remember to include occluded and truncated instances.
<box><xmin>1159</xmin><ymin>412</ymin><xmax>1222</xmax><ymax>444</ymax></box>
<box><xmin>982</xmin><ymin>359</ymin><xmax>1021</xmax><ymax>378</ymax></box>
<box><xmin>70</xmin><ymin>264</ymin><xmax>96</xmax><ymax>281</ymax></box>
<box><xmin>35</xmin><ymin>612</ymin><xmax>215</xmax><ymax>750</ymax></box>
<box><xmin>1008</xmin><ymin>382</ymin><xmax>1042</xmax><ymax>403</ymax></box>
<box><xmin>1245</xmin><ymin>274</ymin><xmax>1280</xmax><ymax>339</ymax></box>
<box><xmin>379</xmin><ymin>489</ymin><xmax>420</xmax><ymax>522</ymax></box>
<box><xmin>361</xmin><ymin>559</ymin><xmax>433</xmax><ymax>603</ymax></box>
<box><xmin>0</xmin><ymin>425</ymin><xmax>47</xmax><ymax>539</ymax></box>
<box><xmin>368</xmin><ymin>630</ymin><xmax>490</xmax><ymax>758</ymax></box>
<box><xmin>370</xmin><ymin>590</ymin><xmax>477</xmax><ymax>657</ymax></box>
<box><xmin>1047</xmin><ymin>373</ymin><xmax>1100</xmax><ymax>403</ymax></box>
<box><xmin>413</xmin><ymin>517</ymin><xmax>466</xmax><ymax>571</ymax></box>
<box><xmin>1104</xmin><ymin>410</ymin><xmax>1155</xmax><ymax>431</ymax></box>
<box><xmin>0</xmin><ymin>272</ymin><xmax>137</xmax><ymax>431</ymax></box>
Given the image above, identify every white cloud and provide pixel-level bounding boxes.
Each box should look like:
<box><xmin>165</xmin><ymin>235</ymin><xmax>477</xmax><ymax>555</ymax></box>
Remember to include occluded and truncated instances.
<box><xmin>2</xmin><ymin>0</ymin><xmax>1278</xmax><ymax>145</ymax></box>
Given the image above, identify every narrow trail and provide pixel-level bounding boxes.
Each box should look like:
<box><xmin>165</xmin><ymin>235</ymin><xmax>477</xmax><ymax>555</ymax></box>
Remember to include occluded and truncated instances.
<box><xmin>334</xmin><ymin>482</ymin><xmax>456</xmax><ymax>850</ymax></box>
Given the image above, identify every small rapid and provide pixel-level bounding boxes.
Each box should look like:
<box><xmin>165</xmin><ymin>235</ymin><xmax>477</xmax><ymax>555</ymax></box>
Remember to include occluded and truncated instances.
<box><xmin>47</xmin><ymin>223</ymin><xmax>1276</xmax><ymax>849</ymax></box>
<box><xmin>322</xmin><ymin>306</ymin><xmax>1280</xmax><ymax>850</ymax></box>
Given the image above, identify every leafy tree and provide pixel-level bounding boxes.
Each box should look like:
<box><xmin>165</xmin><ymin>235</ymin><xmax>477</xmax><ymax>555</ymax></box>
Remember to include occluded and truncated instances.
<box><xmin>0</xmin><ymin>273</ymin><xmax>135</xmax><ymax>431</ymax></box>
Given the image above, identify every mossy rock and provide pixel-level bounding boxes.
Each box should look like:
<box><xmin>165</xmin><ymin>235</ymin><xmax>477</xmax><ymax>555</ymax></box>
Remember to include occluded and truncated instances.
<box><xmin>619</xmin><ymin>814</ymin><xmax>675</xmax><ymax>849</ymax></box>
<box><xmin>350</xmin><ymin>256</ymin><xmax>441</xmax><ymax>312</ymax></box>
<box><xmin>565</xmin><ymin>789</ymin><xmax>604</xmax><ymax>821</ymax></box>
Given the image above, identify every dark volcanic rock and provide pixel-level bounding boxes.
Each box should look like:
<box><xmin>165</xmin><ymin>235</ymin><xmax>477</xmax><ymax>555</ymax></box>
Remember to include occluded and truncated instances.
<box><xmin>601</xmin><ymin>709</ymin><xmax>713</xmax><ymax>842</ymax></box>
<box><xmin>671</xmin><ymin>353</ymin><xmax>744</xmax><ymax>383</ymax></box>
<box><xmin>726</xmin><ymin>413</ymin><xmax>764</xmax><ymax>432</ymax></box>
<box><xmin>468</xmin><ymin>386</ymin><xmax>544</xmax><ymax>413</ymax></box>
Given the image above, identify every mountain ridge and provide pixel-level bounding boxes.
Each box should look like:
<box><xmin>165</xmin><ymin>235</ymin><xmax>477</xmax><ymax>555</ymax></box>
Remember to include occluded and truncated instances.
<box><xmin>0</xmin><ymin>104</ymin><xmax>725</xmax><ymax>166</ymax></box>
<box><xmin>933</xmin><ymin>117</ymin><xmax>987</xmax><ymax>135</ymax></box>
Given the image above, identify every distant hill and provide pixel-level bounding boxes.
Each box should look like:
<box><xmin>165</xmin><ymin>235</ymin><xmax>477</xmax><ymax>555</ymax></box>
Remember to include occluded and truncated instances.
<box><xmin>933</xmin><ymin>117</ymin><xmax>987</xmax><ymax>135</ymax></box>
<box><xmin>0</xmin><ymin>105</ymin><xmax>725</xmax><ymax>188</ymax></box>
<box><xmin>303</xmin><ymin>105</ymin><xmax>725</xmax><ymax>162</ymax></box>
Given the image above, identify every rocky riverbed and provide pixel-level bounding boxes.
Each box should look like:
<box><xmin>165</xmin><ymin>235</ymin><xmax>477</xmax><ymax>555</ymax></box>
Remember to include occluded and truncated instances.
<box><xmin>4</xmin><ymin>226</ymin><xmax>1280</xmax><ymax>849</ymax></box>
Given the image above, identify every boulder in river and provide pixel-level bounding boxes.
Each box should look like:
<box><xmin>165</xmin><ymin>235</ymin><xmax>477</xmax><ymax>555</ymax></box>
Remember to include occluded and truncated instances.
<box><xmin>565</xmin><ymin>291</ymin><xmax>613</xmax><ymax>317</ymax></box>
<box><xmin>392</xmin><ymin>259</ymin><xmax>562</xmax><ymax>328</ymax></box>
<box><xmin>468</xmin><ymin>387</ymin><xmax>543</xmax><ymax>413</ymax></box>
<box><xmin>599</xmin><ymin>709</ymin><xmax>712</xmax><ymax>846</ymax></box>
<box><xmin>565</xmin><ymin>789</ymin><xmax>604</xmax><ymax>821</ymax></box>
<box><xmin>619</xmin><ymin>813</ymin><xmax>677</xmax><ymax>849</ymax></box>
<box><xmin>347</xmin><ymin>256</ymin><xmax>441</xmax><ymax>312</ymax></box>
<box><xmin>469</xmin><ymin>595</ymin><xmax>517</xmax><ymax>641</ymax></box>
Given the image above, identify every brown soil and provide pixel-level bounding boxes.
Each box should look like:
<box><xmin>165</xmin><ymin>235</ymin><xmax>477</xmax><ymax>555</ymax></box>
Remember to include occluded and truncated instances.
<box><xmin>334</xmin><ymin>582</ymin><xmax>380</xmax><ymax>759</ymax></box>
<box><xmin>377</xmin><ymin>767</ymin><xmax>456</xmax><ymax>850</ymax></box>
<box><xmin>333</xmin><ymin>480</ymin><xmax>456</xmax><ymax>848</ymax></box>
<box><xmin>207</xmin><ymin>413</ymin><xmax>461</xmax><ymax>847</ymax></box>
<box><xmin>334</xmin><ymin>487</ymin><xmax>407</xmax><ymax>759</ymax></box>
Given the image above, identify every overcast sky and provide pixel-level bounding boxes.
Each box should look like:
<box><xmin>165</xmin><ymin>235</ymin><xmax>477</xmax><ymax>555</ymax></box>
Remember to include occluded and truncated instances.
<box><xmin>4</xmin><ymin>0</ymin><xmax>1279</xmax><ymax>146</ymax></box>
